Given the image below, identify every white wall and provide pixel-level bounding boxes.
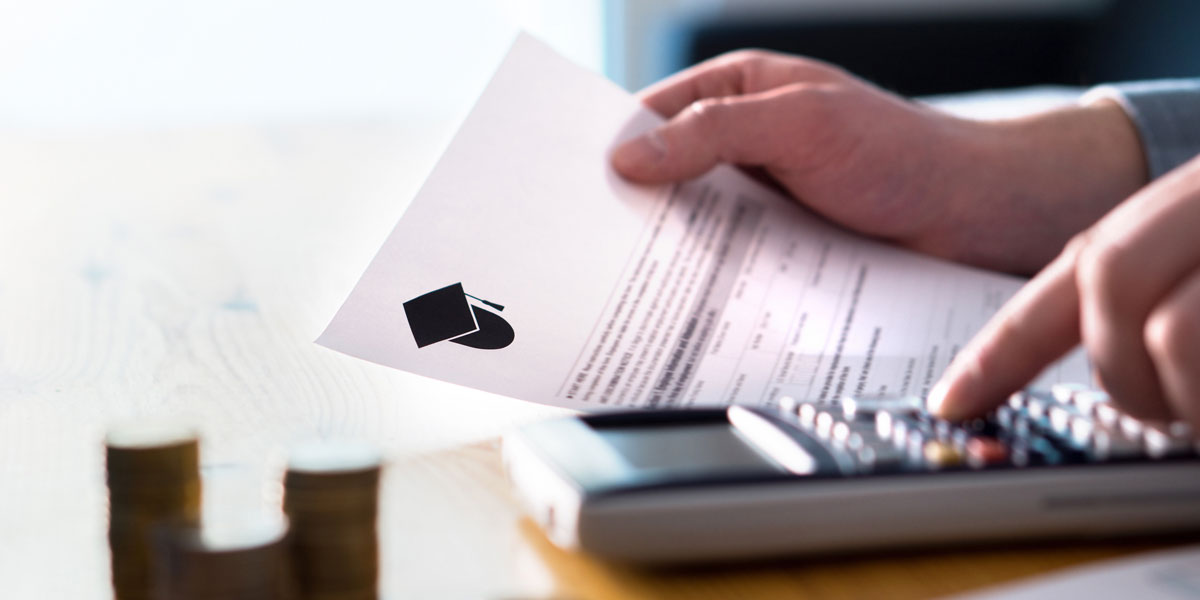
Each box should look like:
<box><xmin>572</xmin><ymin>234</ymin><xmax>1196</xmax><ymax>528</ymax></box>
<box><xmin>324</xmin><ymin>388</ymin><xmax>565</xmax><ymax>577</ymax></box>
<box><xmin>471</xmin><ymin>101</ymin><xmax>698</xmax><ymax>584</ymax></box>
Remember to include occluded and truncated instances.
<box><xmin>0</xmin><ymin>0</ymin><xmax>605</xmax><ymax>128</ymax></box>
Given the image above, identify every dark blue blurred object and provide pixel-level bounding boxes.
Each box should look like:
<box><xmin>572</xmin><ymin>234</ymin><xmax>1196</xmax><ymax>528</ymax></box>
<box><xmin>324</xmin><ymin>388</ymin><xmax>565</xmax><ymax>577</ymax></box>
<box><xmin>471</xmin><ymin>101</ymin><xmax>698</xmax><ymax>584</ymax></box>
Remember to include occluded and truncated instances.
<box><xmin>671</xmin><ymin>0</ymin><xmax>1200</xmax><ymax>96</ymax></box>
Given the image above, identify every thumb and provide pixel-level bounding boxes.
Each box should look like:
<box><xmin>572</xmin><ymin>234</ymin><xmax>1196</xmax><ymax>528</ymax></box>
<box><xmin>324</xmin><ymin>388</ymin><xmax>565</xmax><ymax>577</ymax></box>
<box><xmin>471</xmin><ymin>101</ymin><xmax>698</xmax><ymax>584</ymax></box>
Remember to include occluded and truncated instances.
<box><xmin>611</xmin><ymin>92</ymin><xmax>784</xmax><ymax>183</ymax></box>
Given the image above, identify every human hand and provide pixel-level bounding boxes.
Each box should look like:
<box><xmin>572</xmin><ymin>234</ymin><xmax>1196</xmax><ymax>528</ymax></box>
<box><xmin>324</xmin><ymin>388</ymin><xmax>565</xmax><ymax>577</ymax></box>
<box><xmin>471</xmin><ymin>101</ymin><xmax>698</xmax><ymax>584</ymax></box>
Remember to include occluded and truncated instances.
<box><xmin>611</xmin><ymin>51</ymin><xmax>1147</xmax><ymax>274</ymax></box>
<box><xmin>930</xmin><ymin>154</ymin><xmax>1200</xmax><ymax>431</ymax></box>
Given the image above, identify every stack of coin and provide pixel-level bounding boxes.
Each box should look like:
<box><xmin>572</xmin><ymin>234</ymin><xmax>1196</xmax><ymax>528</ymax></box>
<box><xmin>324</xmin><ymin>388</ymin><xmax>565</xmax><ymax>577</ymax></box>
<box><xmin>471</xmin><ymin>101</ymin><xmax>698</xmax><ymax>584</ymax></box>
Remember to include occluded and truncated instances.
<box><xmin>283</xmin><ymin>440</ymin><xmax>382</xmax><ymax>600</ymax></box>
<box><xmin>106</xmin><ymin>420</ymin><xmax>202</xmax><ymax>600</ymax></box>
<box><xmin>153</xmin><ymin>511</ymin><xmax>294</xmax><ymax>600</ymax></box>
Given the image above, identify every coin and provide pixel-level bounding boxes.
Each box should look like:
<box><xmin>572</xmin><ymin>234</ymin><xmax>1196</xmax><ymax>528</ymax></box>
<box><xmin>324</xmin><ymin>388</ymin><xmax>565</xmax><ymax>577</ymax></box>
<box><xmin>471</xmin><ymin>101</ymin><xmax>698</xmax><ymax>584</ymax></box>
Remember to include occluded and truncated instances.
<box><xmin>106</xmin><ymin>420</ymin><xmax>202</xmax><ymax>600</ymax></box>
<box><xmin>154</xmin><ymin>510</ymin><xmax>294</xmax><ymax>600</ymax></box>
<box><xmin>284</xmin><ymin>440</ymin><xmax>382</xmax><ymax>599</ymax></box>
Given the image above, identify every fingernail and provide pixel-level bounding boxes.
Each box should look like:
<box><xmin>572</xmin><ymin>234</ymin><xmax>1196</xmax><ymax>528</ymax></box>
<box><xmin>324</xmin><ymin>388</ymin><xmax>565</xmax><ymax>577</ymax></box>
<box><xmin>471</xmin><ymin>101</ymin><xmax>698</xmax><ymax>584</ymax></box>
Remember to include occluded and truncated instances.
<box><xmin>613</xmin><ymin>130</ymin><xmax>667</xmax><ymax>171</ymax></box>
<box><xmin>926</xmin><ymin>380</ymin><xmax>950</xmax><ymax>416</ymax></box>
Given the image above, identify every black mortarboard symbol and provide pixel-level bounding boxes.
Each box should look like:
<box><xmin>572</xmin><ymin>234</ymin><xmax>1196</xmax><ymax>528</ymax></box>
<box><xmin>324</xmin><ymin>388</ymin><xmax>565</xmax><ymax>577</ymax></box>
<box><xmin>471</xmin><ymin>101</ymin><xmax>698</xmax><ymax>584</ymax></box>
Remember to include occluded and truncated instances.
<box><xmin>402</xmin><ymin>282</ymin><xmax>515</xmax><ymax>350</ymax></box>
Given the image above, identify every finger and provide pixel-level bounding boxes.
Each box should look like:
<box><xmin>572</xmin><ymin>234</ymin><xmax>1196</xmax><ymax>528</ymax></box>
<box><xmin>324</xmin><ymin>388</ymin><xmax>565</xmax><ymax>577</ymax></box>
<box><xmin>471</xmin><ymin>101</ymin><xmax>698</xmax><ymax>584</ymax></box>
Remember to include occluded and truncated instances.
<box><xmin>933</xmin><ymin>158</ymin><xmax>1200</xmax><ymax>422</ymax></box>
<box><xmin>612</xmin><ymin>85</ymin><xmax>807</xmax><ymax>183</ymax></box>
<box><xmin>1075</xmin><ymin>162</ymin><xmax>1200</xmax><ymax>419</ymax></box>
<box><xmin>1143</xmin><ymin>267</ymin><xmax>1200</xmax><ymax>431</ymax></box>
<box><xmin>637</xmin><ymin>57</ymin><xmax>747</xmax><ymax>119</ymax></box>
<box><xmin>929</xmin><ymin>243</ymin><xmax>1083</xmax><ymax>421</ymax></box>
<box><xmin>638</xmin><ymin>51</ymin><xmax>844</xmax><ymax>118</ymax></box>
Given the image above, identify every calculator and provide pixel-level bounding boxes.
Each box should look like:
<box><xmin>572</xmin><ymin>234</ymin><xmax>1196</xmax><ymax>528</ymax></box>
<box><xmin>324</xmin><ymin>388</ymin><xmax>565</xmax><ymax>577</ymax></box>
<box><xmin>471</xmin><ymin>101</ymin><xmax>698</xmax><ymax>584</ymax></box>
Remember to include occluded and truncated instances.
<box><xmin>502</xmin><ymin>385</ymin><xmax>1200</xmax><ymax>563</ymax></box>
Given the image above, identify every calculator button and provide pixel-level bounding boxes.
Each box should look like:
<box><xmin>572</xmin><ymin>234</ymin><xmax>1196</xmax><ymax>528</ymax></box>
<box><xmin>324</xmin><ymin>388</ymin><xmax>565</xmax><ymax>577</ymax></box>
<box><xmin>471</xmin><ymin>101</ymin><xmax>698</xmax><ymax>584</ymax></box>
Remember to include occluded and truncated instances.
<box><xmin>897</xmin><ymin>414</ymin><xmax>935</xmax><ymax>437</ymax></box>
<box><xmin>1069</xmin><ymin>415</ymin><xmax>1095</xmax><ymax>448</ymax></box>
<box><xmin>965</xmin><ymin>418</ymin><xmax>993</xmax><ymax>435</ymax></box>
<box><xmin>1007</xmin><ymin>392</ymin><xmax>1027</xmax><ymax>410</ymax></box>
<box><xmin>832</xmin><ymin>422</ymin><xmax>872</xmax><ymax>451</ymax></box>
<box><xmin>1144</xmin><ymin>424</ymin><xmax>1193</xmax><ymax>459</ymax></box>
<box><xmin>839</xmin><ymin>395</ymin><xmax>921</xmax><ymax>420</ymax></box>
<box><xmin>1008</xmin><ymin>437</ymin><xmax>1064</xmax><ymax>466</ymax></box>
<box><xmin>1119</xmin><ymin>415</ymin><xmax>1144</xmax><ymax>439</ymax></box>
<box><xmin>815</xmin><ymin>411</ymin><xmax>837</xmax><ymax>439</ymax></box>
<box><xmin>890</xmin><ymin>419</ymin><xmax>909</xmax><ymax>449</ymax></box>
<box><xmin>1095</xmin><ymin>403</ymin><xmax>1121</xmax><ymax>428</ymax></box>
<box><xmin>778</xmin><ymin>396</ymin><xmax>800</xmax><ymax>416</ymax></box>
<box><xmin>965</xmin><ymin>438</ymin><xmax>1009</xmax><ymax>468</ymax></box>
<box><xmin>1051</xmin><ymin>382</ymin><xmax>1090</xmax><ymax>404</ymax></box>
<box><xmin>843</xmin><ymin>432</ymin><xmax>868</xmax><ymax>453</ymax></box>
<box><xmin>923</xmin><ymin>441</ymin><xmax>964</xmax><ymax>468</ymax></box>
<box><xmin>875</xmin><ymin>411</ymin><xmax>895</xmax><ymax>441</ymax></box>
<box><xmin>1024</xmin><ymin>395</ymin><xmax>1048</xmax><ymax>420</ymax></box>
<box><xmin>1072</xmin><ymin>390</ymin><xmax>1110</xmax><ymax>414</ymax></box>
<box><xmin>831</xmin><ymin>421</ymin><xmax>851</xmax><ymax>444</ymax></box>
<box><xmin>994</xmin><ymin>405</ymin><xmax>1016</xmax><ymax>429</ymax></box>
<box><xmin>855</xmin><ymin>443</ymin><xmax>907</xmax><ymax>473</ymax></box>
<box><xmin>933</xmin><ymin>419</ymin><xmax>954</xmax><ymax>442</ymax></box>
<box><xmin>950</xmin><ymin>428</ymin><xmax>972</xmax><ymax>450</ymax></box>
<box><xmin>1048</xmin><ymin>406</ymin><xmax>1075</xmax><ymax>436</ymax></box>
<box><xmin>905</xmin><ymin>427</ymin><xmax>925</xmax><ymax>447</ymax></box>
<box><xmin>1010</xmin><ymin>415</ymin><xmax>1033</xmax><ymax>438</ymax></box>
<box><xmin>797</xmin><ymin>404</ymin><xmax>817</xmax><ymax>428</ymax></box>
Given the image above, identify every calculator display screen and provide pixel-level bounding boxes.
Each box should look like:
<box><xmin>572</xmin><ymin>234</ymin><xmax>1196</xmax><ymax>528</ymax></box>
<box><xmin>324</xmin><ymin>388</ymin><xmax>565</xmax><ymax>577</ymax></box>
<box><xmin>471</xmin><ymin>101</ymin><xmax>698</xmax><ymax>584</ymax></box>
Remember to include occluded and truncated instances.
<box><xmin>595</xmin><ymin>424</ymin><xmax>788</xmax><ymax>479</ymax></box>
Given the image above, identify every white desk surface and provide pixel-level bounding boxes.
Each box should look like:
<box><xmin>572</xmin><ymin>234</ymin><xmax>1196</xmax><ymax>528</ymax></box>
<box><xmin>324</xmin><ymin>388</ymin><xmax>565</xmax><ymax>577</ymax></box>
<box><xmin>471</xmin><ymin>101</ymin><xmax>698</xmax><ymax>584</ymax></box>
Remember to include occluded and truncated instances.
<box><xmin>0</xmin><ymin>119</ymin><xmax>574</xmax><ymax>598</ymax></box>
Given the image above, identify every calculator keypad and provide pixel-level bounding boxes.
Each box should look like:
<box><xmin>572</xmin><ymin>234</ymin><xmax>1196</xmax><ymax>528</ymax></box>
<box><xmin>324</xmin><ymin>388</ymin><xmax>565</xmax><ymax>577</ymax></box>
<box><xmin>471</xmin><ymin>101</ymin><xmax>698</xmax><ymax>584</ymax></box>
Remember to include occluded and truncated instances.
<box><xmin>776</xmin><ymin>383</ymin><xmax>1198</xmax><ymax>474</ymax></box>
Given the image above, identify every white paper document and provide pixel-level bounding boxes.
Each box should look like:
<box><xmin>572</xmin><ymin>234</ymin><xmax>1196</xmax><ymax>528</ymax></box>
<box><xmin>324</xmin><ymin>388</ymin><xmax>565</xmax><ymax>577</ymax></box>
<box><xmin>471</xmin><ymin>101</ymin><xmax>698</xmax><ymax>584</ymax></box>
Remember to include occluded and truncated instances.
<box><xmin>957</xmin><ymin>543</ymin><xmax>1200</xmax><ymax>600</ymax></box>
<box><xmin>318</xmin><ymin>33</ymin><xmax>1089</xmax><ymax>411</ymax></box>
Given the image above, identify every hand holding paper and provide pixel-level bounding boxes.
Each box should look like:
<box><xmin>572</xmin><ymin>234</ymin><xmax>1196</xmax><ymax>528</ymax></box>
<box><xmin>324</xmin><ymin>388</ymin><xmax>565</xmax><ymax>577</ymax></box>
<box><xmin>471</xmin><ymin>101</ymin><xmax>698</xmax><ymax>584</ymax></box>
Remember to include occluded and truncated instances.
<box><xmin>318</xmin><ymin>34</ymin><xmax>1089</xmax><ymax>412</ymax></box>
<box><xmin>612</xmin><ymin>50</ymin><xmax>1147</xmax><ymax>276</ymax></box>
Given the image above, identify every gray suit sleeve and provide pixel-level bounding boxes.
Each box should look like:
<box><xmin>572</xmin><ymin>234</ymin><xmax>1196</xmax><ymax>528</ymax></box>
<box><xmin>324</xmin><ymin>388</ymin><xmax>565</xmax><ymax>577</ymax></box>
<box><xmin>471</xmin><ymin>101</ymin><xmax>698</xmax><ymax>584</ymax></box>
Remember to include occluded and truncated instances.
<box><xmin>1082</xmin><ymin>79</ymin><xmax>1200</xmax><ymax>179</ymax></box>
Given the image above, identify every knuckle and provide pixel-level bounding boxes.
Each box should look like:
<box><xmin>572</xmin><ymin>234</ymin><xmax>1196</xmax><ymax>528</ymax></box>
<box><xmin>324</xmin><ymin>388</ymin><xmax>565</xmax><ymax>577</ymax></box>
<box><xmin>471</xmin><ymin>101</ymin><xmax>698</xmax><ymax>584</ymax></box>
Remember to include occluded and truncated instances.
<box><xmin>1062</xmin><ymin>230</ymin><xmax>1093</xmax><ymax>260</ymax></box>
<box><xmin>789</xmin><ymin>85</ymin><xmax>839</xmax><ymax>112</ymax></box>
<box><xmin>1075</xmin><ymin>238</ymin><xmax>1135</xmax><ymax>310</ymax></box>
<box><xmin>1144</xmin><ymin>303</ymin><xmax>1199</xmax><ymax>365</ymax></box>
<box><xmin>687</xmin><ymin>98</ymin><xmax>727</xmax><ymax>131</ymax></box>
<box><xmin>722</xmin><ymin>48</ymin><xmax>774</xmax><ymax>66</ymax></box>
<box><xmin>792</xmin><ymin>58</ymin><xmax>847</xmax><ymax>81</ymax></box>
<box><xmin>722</xmin><ymin>48</ymin><xmax>843</xmax><ymax>82</ymax></box>
<box><xmin>761</xmin><ymin>84</ymin><xmax>835</xmax><ymax>125</ymax></box>
<box><xmin>782</xmin><ymin>85</ymin><xmax>845</xmax><ymax>134</ymax></box>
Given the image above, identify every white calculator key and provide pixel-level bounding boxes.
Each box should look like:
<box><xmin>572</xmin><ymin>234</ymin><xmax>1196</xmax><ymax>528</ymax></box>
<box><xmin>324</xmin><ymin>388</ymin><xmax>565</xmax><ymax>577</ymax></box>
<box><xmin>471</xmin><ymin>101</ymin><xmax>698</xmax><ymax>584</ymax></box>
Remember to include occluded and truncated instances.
<box><xmin>778</xmin><ymin>396</ymin><xmax>800</xmax><ymax>416</ymax></box>
<box><xmin>1095</xmin><ymin>403</ymin><xmax>1121</xmax><ymax>428</ymax></box>
<box><xmin>1145</xmin><ymin>424</ymin><xmax>1192</xmax><ymax>459</ymax></box>
<box><xmin>1025</xmin><ymin>396</ymin><xmax>1047</xmax><ymax>420</ymax></box>
<box><xmin>1007</xmin><ymin>392</ymin><xmax>1026</xmax><ymax>410</ymax></box>
<box><xmin>798</xmin><ymin>404</ymin><xmax>817</xmax><ymax>428</ymax></box>
<box><xmin>815</xmin><ymin>411</ymin><xmax>837</xmax><ymax>439</ymax></box>
<box><xmin>1048</xmin><ymin>406</ymin><xmax>1073</xmax><ymax>435</ymax></box>
<box><xmin>1070</xmin><ymin>415</ymin><xmax>1094</xmax><ymax>447</ymax></box>
<box><xmin>831</xmin><ymin>422</ymin><xmax>852</xmax><ymax>445</ymax></box>
<box><xmin>1072</xmin><ymin>390</ymin><xmax>1110</xmax><ymax>414</ymax></box>
<box><xmin>1051</xmin><ymin>382</ymin><xmax>1089</xmax><ymax>404</ymax></box>
<box><xmin>856</xmin><ymin>443</ymin><xmax>906</xmax><ymax>472</ymax></box>
<box><xmin>1120</xmin><ymin>414</ymin><xmax>1144</xmax><ymax>438</ymax></box>
<box><xmin>841</xmin><ymin>395</ymin><xmax>922</xmax><ymax>420</ymax></box>
<box><xmin>875</xmin><ymin>411</ymin><xmax>894</xmax><ymax>440</ymax></box>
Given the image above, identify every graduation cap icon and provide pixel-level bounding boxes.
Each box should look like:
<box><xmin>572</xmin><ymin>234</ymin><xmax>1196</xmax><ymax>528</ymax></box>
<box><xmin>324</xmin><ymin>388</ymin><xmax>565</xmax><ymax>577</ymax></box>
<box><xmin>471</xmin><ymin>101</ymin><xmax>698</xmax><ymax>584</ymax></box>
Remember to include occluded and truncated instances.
<box><xmin>402</xmin><ymin>283</ymin><xmax>515</xmax><ymax>350</ymax></box>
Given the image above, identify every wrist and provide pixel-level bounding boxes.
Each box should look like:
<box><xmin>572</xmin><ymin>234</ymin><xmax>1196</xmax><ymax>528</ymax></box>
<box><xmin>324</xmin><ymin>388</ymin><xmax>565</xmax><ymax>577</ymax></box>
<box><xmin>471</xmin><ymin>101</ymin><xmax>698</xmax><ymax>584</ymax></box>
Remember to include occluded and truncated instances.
<box><xmin>918</xmin><ymin>100</ymin><xmax>1148</xmax><ymax>274</ymax></box>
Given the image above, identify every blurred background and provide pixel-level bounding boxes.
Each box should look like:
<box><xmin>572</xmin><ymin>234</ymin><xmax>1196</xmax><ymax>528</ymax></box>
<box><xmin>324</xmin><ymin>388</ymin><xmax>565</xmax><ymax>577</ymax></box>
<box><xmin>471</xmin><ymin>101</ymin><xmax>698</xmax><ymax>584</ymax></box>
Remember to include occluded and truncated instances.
<box><xmin>2</xmin><ymin>0</ymin><xmax>1198</xmax><ymax>130</ymax></box>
